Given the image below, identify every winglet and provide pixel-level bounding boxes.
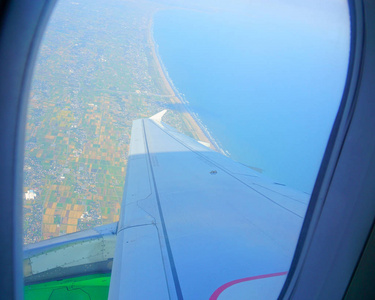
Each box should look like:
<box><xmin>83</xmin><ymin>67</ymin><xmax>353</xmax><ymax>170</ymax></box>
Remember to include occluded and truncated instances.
<box><xmin>150</xmin><ymin>110</ymin><xmax>167</xmax><ymax>123</ymax></box>
<box><xmin>198</xmin><ymin>141</ymin><xmax>211</xmax><ymax>148</ymax></box>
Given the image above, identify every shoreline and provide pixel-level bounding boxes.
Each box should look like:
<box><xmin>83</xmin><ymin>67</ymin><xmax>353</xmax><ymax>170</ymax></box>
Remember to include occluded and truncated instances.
<box><xmin>148</xmin><ymin>12</ymin><xmax>226</xmax><ymax>155</ymax></box>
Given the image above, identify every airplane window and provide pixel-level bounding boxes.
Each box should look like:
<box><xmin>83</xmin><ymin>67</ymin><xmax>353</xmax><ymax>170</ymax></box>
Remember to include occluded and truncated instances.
<box><xmin>23</xmin><ymin>0</ymin><xmax>350</xmax><ymax>298</ymax></box>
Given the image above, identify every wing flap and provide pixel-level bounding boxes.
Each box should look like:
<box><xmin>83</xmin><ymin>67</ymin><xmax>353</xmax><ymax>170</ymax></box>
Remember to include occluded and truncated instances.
<box><xmin>109</xmin><ymin>225</ymin><xmax>170</xmax><ymax>299</ymax></box>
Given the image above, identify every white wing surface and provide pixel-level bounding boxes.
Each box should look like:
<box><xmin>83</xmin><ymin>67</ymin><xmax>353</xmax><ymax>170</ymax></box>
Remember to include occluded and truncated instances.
<box><xmin>109</xmin><ymin>114</ymin><xmax>309</xmax><ymax>300</ymax></box>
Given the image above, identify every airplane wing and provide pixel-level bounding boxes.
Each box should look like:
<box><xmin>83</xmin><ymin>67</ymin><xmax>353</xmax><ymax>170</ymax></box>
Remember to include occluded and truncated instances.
<box><xmin>108</xmin><ymin>112</ymin><xmax>309</xmax><ymax>299</ymax></box>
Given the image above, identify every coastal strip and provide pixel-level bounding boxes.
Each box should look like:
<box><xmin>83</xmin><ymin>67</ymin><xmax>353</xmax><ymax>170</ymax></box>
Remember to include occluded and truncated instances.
<box><xmin>148</xmin><ymin>13</ymin><xmax>225</xmax><ymax>155</ymax></box>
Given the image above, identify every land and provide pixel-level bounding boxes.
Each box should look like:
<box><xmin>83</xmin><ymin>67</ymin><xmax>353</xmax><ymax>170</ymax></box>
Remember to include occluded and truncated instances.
<box><xmin>23</xmin><ymin>0</ymin><xmax>215</xmax><ymax>244</ymax></box>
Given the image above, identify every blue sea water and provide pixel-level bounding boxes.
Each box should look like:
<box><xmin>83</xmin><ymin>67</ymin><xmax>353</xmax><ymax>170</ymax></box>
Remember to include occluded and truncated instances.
<box><xmin>153</xmin><ymin>5</ymin><xmax>350</xmax><ymax>193</ymax></box>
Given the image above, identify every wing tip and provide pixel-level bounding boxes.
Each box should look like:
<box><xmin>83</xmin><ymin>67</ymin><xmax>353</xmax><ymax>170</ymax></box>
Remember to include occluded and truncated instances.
<box><xmin>198</xmin><ymin>140</ymin><xmax>211</xmax><ymax>148</ymax></box>
<box><xmin>150</xmin><ymin>109</ymin><xmax>167</xmax><ymax>123</ymax></box>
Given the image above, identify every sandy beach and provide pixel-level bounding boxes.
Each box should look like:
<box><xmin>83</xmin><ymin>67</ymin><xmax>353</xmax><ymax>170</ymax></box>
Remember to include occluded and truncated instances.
<box><xmin>147</xmin><ymin>14</ymin><xmax>223</xmax><ymax>153</ymax></box>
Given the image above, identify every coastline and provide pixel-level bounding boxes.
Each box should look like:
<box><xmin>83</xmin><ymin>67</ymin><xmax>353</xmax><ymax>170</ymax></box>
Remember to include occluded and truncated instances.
<box><xmin>148</xmin><ymin>12</ymin><xmax>225</xmax><ymax>154</ymax></box>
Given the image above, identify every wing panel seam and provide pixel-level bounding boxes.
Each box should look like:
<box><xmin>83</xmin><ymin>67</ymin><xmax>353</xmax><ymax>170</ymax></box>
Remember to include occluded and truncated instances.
<box><xmin>142</xmin><ymin>120</ymin><xmax>184</xmax><ymax>300</ymax></box>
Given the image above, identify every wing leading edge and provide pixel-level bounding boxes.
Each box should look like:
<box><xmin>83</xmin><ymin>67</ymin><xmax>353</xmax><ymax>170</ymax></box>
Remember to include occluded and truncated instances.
<box><xmin>109</xmin><ymin>113</ymin><xmax>309</xmax><ymax>299</ymax></box>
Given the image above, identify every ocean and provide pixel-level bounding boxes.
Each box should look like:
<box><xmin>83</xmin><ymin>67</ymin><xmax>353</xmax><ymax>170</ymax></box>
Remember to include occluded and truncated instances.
<box><xmin>153</xmin><ymin>4</ymin><xmax>350</xmax><ymax>193</ymax></box>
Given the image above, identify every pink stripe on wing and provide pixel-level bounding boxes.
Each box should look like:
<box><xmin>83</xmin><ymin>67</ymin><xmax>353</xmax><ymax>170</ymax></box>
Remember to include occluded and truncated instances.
<box><xmin>209</xmin><ymin>271</ymin><xmax>288</xmax><ymax>300</ymax></box>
